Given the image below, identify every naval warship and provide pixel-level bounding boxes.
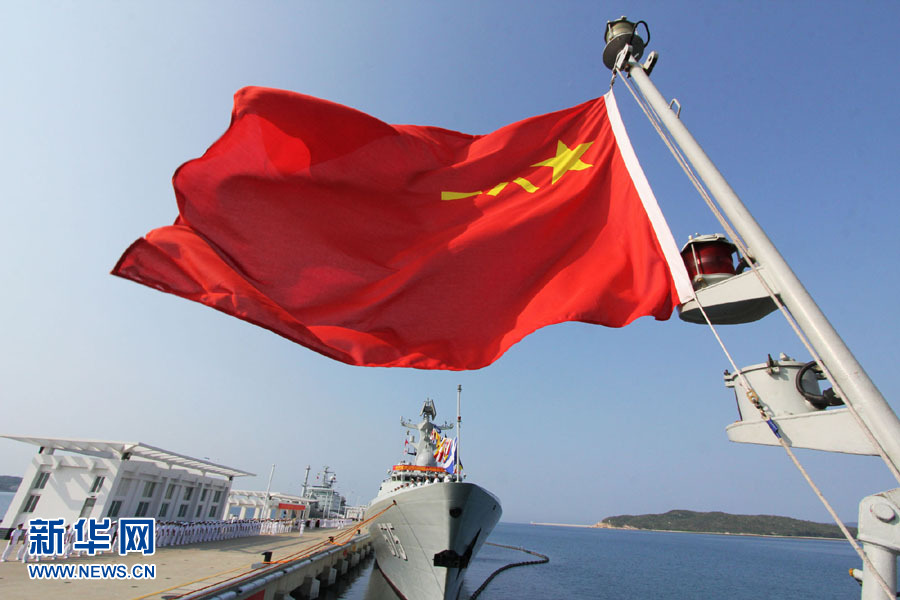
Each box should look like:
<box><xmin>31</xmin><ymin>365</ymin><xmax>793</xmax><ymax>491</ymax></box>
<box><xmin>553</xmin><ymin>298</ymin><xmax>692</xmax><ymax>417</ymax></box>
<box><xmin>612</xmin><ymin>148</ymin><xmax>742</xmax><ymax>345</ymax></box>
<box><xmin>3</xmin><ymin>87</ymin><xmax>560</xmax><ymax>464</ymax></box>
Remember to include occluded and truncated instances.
<box><xmin>364</xmin><ymin>399</ymin><xmax>501</xmax><ymax>600</ymax></box>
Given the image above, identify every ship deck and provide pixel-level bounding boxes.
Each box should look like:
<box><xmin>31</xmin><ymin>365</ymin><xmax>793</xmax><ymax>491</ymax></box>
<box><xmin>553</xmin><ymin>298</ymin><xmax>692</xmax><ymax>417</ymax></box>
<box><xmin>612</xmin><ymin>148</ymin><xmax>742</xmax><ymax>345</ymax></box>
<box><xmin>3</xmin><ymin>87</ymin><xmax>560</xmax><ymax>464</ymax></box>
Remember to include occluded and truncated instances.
<box><xmin>0</xmin><ymin>525</ymin><xmax>357</xmax><ymax>599</ymax></box>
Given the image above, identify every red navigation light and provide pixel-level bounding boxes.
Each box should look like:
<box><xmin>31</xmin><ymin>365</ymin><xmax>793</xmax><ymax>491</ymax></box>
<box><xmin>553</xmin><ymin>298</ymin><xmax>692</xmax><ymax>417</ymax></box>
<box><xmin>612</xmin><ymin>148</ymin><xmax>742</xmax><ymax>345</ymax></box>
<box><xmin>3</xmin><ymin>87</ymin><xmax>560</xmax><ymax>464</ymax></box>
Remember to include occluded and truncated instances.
<box><xmin>681</xmin><ymin>234</ymin><xmax>737</xmax><ymax>288</ymax></box>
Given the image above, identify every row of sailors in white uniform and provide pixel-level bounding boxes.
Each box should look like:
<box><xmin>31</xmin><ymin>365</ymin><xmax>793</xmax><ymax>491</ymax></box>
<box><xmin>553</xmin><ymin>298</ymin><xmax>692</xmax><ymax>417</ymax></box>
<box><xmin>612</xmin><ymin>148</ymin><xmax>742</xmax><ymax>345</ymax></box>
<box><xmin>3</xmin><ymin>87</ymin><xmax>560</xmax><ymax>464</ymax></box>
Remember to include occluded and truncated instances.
<box><xmin>1</xmin><ymin>523</ymin><xmax>121</xmax><ymax>563</ymax></box>
<box><xmin>1</xmin><ymin>517</ymin><xmax>301</xmax><ymax>562</ymax></box>
<box><xmin>157</xmin><ymin>518</ymin><xmax>298</xmax><ymax>547</ymax></box>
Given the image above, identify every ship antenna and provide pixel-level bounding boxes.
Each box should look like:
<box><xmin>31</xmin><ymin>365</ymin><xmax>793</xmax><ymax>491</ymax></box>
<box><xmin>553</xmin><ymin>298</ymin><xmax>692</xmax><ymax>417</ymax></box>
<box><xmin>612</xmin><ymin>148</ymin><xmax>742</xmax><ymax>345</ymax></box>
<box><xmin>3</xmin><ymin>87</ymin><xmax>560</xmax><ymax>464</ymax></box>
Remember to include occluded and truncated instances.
<box><xmin>456</xmin><ymin>384</ymin><xmax>463</xmax><ymax>478</ymax></box>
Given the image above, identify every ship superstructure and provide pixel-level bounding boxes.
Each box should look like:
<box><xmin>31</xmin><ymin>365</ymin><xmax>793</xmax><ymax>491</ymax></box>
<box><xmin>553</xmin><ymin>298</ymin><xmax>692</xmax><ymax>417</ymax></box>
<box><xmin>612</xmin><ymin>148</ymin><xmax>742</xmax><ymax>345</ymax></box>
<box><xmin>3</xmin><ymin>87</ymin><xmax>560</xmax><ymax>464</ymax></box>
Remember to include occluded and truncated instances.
<box><xmin>365</xmin><ymin>399</ymin><xmax>501</xmax><ymax>600</ymax></box>
<box><xmin>302</xmin><ymin>466</ymin><xmax>347</xmax><ymax>519</ymax></box>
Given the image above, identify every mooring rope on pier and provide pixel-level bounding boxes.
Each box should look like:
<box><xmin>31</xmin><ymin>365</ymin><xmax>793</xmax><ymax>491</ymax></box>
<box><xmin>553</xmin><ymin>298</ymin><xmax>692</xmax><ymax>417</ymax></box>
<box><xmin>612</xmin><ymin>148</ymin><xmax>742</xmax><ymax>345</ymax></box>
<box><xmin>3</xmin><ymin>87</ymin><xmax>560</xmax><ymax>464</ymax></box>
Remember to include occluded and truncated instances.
<box><xmin>468</xmin><ymin>542</ymin><xmax>549</xmax><ymax>599</ymax></box>
<box><xmin>138</xmin><ymin>502</ymin><xmax>396</xmax><ymax>600</ymax></box>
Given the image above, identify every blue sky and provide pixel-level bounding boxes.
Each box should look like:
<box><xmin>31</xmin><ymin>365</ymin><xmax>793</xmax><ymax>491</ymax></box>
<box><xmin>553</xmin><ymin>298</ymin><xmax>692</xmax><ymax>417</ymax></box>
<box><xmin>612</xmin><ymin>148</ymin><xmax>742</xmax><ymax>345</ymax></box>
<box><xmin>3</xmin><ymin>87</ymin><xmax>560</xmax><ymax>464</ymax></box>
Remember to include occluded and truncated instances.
<box><xmin>1</xmin><ymin>2</ymin><xmax>899</xmax><ymax>527</ymax></box>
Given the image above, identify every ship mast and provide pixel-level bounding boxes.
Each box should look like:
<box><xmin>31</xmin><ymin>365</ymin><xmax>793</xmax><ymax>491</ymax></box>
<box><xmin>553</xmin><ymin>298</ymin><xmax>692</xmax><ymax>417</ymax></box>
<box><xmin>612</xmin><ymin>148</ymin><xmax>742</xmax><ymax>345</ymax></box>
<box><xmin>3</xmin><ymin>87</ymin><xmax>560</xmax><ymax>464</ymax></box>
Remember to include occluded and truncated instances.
<box><xmin>602</xmin><ymin>17</ymin><xmax>900</xmax><ymax>599</ymax></box>
<box><xmin>302</xmin><ymin>464</ymin><xmax>310</xmax><ymax>497</ymax></box>
<box><xmin>603</xmin><ymin>20</ymin><xmax>900</xmax><ymax>473</ymax></box>
<box><xmin>456</xmin><ymin>384</ymin><xmax>463</xmax><ymax>478</ymax></box>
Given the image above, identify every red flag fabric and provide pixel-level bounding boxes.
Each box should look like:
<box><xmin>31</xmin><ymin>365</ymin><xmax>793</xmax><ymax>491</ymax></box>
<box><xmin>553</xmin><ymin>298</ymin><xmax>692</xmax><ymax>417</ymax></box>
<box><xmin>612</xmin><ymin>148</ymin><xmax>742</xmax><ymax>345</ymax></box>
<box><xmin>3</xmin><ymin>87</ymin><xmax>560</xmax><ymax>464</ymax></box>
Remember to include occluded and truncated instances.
<box><xmin>113</xmin><ymin>87</ymin><xmax>692</xmax><ymax>370</ymax></box>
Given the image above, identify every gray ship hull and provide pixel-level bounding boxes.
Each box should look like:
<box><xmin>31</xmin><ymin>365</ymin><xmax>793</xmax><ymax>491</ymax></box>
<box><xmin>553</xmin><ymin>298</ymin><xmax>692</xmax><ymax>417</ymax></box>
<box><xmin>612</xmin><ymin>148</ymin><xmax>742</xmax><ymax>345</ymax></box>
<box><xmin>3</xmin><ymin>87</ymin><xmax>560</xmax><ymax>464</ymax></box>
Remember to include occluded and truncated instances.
<box><xmin>365</xmin><ymin>481</ymin><xmax>501</xmax><ymax>600</ymax></box>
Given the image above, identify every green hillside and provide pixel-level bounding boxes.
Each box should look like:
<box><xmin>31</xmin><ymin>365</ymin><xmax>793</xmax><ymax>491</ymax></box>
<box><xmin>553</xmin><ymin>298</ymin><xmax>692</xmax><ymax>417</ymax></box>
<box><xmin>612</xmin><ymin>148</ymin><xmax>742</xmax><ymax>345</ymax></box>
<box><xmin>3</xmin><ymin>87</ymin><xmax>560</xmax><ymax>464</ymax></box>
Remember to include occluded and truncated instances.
<box><xmin>599</xmin><ymin>509</ymin><xmax>855</xmax><ymax>539</ymax></box>
<box><xmin>0</xmin><ymin>476</ymin><xmax>22</xmax><ymax>493</ymax></box>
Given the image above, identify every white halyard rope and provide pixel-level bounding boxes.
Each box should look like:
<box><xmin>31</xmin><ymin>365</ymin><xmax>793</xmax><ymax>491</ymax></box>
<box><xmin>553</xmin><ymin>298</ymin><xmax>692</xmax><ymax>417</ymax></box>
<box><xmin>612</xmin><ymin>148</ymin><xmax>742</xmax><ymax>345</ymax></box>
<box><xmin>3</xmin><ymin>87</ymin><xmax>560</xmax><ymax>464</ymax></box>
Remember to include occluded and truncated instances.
<box><xmin>617</xmin><ymin>72</ymin><xmax>899</xmax><ymax>486</ymax></box>
<box><xmin>687</xmin><ymin>262</ymin><xmax>893</xmax><ymax>599</ymax></box>
<box><xmin>616</xmin><ymin>70</ymin><xmax>897</xmax><ymax>599</ymax></box>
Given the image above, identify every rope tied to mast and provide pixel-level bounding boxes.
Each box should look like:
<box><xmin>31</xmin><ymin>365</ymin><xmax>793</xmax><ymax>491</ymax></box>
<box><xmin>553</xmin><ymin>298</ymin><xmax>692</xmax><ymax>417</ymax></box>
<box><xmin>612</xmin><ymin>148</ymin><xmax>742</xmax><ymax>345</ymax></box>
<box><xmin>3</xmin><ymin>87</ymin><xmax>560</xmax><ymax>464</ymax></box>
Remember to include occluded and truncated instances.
<box><xmin>616</xmin><ymin>69</ymin><xmax>898</xmax><ymax>599</ymax></box>
<box><xmin>616</xmin><ymin>65</ymin><xmax>900</xmax><ymax>487</ymax></box>
<box><xmin>680</xmin><ymin>262</ymin><xmax>893</xmax><ymax>599</ymax></box>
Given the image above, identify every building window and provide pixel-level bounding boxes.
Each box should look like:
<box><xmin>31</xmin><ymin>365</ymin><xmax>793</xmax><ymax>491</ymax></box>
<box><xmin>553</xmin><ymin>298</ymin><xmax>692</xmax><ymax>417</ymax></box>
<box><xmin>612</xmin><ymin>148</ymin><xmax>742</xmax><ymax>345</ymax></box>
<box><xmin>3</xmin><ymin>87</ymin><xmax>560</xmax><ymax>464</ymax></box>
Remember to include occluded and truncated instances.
<box><xmin>213</xmin><ymin>490</ymin><xmax>222</xmax><ymax>503</ymax></box>
<box><xmin>159</xmin><ymin>503</ymin><xmax>169</xmax><ymax>518</ymax></box>
<box><xmin>200</xmin><ymin>488</ymin><xmax>208</xmax><ymax>501</ymax></box>
<box><xmin>90</xmin><ymin>476</ymin><xmax>105</xmax><ymax>493</ymax></box>
<box><xmin>34</xmin><ymin>472</ymin><xmax>50</xmax><ymax>489</ymax></box>
<box><xmin>142</xmin><ymin>481</ymin><xmax>157</xmax><ymax>498</ymax></box>
<box><xmin>117</xmin><ymin>479</ymin><xmax>133</xmax><ymax>496</ymax></box>
<box><xmin>177</xmin><ymin>504</ymin><xmax>188</xmax><ymax>518</ymax></box>
<box><xmin>165</xmin><ymin>483</ymin><xmax>177</xmax><ymax>500</ymax></box>
<box><xmin>208</xmin><ymin>505</ymin><xmax>218</xmax><ymax>518</ymax></box>
<box><xmin>195</xmin><ymin>505</ymin><xmax>202</xmax><ymax>518</ymax></box>
<box><xmin>79</xmin><ymin>497</ymin><xmax>96</xmax><ymax>519</ymax></box>
<box><xmin>107</xmin><ymin>500</ymin><xmax>122</xmax><ymax>518</ymax></box>
<box><xmin>184</xmin><ymin>487</ymin><xmax>194</xmax><ymax>501</ymax></box>
<box><xmin>136</xmin><ymin>502</ymin><xmax>150</xmax><ymax>517</ymax></box>
<box><xmin>23</xmin><ymin>494</ymin><xmax>40</xmax><ymax>512</ymax></box>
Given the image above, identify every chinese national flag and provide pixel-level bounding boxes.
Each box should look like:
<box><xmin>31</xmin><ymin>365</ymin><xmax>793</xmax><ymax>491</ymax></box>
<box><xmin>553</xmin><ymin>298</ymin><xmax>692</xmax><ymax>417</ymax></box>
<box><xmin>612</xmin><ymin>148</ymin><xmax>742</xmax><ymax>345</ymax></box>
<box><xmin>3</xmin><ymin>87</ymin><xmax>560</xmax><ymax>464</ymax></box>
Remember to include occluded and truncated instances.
<box><xmin>113</xmin><ymin>87</ymin><xmax>691</xmax><ymax>370</ymax></box>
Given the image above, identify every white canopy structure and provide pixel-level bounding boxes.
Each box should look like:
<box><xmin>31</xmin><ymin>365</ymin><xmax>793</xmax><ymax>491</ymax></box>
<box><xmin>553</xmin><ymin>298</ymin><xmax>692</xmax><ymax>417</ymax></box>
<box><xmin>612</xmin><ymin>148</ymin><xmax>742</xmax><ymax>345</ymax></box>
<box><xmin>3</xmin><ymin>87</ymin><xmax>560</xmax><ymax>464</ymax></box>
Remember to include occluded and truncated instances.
<box><xmin>2</xmin><ymin>436</ymin><xmax>254</xmax><ymax>479</ymax></box>
<box><xmin>2</xmin><ymin>435</ymin><xmax>253</xmax><ymax>530</ymax></box>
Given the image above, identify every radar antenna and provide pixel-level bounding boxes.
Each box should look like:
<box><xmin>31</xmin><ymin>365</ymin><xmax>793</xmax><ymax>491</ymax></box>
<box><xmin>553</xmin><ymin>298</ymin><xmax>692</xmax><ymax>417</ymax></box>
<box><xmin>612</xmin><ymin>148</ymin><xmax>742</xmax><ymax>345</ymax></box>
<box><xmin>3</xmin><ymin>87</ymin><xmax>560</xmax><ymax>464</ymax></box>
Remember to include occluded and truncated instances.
<box><xmin>401</xmin><ymin>397</ymin><xmax>454</xmax><ymax>429</ymax></box>
<box><xmin>421</xmin><ymin>398</ymin><xmax>437</xmax><ymax>420</ymax></box>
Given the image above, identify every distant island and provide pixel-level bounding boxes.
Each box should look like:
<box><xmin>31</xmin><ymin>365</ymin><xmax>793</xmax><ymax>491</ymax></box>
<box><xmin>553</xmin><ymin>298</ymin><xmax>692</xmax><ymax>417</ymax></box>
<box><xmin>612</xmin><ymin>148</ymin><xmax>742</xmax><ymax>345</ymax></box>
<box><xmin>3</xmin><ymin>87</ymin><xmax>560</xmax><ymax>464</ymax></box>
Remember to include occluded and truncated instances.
<box><xmin>0</xmin><ymin>476</ymin><xmax>22</xmax><ymax>493</ymax></box>
<box><xmin>533</xmin><ymin>509</ymin><xmax>856</xmax><ymax>539</ymax></box>
<box><xmin>595</xmin><ymin>509</ymin><xmax>855</xmax><ymax>539</ymax></box>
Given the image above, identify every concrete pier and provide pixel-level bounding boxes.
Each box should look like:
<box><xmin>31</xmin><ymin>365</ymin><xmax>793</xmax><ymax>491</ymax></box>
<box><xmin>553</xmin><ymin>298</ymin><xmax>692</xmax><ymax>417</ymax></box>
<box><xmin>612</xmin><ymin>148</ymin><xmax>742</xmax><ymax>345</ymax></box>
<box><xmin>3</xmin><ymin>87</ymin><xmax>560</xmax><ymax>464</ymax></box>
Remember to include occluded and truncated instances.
<box><xmin>0</xmin><ymin>525</ymin><xmax>371</xmax><ymax>600</ymax></box>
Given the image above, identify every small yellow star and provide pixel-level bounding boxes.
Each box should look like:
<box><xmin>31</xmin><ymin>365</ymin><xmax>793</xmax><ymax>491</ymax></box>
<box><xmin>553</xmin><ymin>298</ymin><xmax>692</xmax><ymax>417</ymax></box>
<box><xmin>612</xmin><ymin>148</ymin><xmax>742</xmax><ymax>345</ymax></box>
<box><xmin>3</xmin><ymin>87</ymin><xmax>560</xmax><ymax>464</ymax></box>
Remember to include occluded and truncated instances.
<box><xmin>532</xmin><ymin>140</ymin><xmax>593</xmax><ymax>184</ymax></box>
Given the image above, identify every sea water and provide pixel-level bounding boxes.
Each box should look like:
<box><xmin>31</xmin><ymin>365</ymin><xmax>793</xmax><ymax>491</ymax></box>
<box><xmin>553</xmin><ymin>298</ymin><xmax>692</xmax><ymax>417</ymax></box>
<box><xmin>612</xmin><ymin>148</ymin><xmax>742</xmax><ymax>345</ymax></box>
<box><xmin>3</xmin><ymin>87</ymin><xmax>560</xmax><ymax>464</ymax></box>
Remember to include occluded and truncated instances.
<box><xmin>325</xmin><ymin>522</ymin><xmax>863</xmax><ymax>599</ymax></box>
<box><xmin>0</xmin><ymin>500</ymin><xmax>864</xmax><ymax>598</ymax></box>
<box><xmin>0</xmin><ymin>491</ymin><xmax>14</xmax><ymax>524</ymax></box>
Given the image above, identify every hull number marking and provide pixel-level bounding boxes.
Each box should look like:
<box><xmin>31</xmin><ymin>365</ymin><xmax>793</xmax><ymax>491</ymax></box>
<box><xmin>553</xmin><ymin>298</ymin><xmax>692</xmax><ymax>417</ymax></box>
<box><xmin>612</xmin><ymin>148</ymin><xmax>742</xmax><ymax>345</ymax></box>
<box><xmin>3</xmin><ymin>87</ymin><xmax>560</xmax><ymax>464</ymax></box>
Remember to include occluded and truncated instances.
<box><xmin>378</xmin><ymin>523</ymin><xmax>407</xmax><ymax>561</ymax></box>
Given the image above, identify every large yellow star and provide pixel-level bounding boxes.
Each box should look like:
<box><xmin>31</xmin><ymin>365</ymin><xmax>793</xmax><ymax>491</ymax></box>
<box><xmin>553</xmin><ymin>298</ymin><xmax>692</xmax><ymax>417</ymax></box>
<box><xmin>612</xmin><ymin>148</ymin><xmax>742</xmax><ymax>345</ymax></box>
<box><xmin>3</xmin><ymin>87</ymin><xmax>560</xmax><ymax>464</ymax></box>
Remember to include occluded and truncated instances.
<box><xmin>532</xmin><ymin>140</ymin><xmax>594</xmax><ymax>184</ymax></box>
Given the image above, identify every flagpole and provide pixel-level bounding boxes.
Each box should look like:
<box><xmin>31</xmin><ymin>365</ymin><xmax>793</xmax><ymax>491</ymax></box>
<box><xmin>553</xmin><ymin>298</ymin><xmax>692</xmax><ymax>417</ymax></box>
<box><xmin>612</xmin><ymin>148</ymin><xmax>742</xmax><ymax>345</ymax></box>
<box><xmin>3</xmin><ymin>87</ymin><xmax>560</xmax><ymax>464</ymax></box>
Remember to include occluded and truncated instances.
<box><xmin>302</xmin><ymin>465</ymin><xmax>310</xmax><ymax>497</ymax></box>
<box><xmin>604</xmin><ymin>20</ymin><xmax>900</xmax><ymax>476</ymax></box>
<box><xmin>263</xmin><ymin>463</ymin><xmax>275</xmax><ymax>520</ymax></box>
<box><xmin>456</xmin><ymin>384</ymin><xmax>462</xmax><ymax>478</ymax></box>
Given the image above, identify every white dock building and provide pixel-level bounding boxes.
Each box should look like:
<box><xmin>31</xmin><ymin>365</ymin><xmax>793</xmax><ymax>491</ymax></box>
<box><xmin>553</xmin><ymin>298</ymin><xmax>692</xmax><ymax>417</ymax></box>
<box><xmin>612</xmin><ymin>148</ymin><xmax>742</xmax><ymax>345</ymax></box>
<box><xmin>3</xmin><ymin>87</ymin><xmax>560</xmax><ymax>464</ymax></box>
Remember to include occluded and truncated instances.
<box><xmin>1</xmin><ymin>436</ymin><xmax>254</xmax><ymax>530</ymax></box>
<box><xmin>225</xmin><ymin>489</ymin><xmax>312</xmax><ymax>521</ymax></box>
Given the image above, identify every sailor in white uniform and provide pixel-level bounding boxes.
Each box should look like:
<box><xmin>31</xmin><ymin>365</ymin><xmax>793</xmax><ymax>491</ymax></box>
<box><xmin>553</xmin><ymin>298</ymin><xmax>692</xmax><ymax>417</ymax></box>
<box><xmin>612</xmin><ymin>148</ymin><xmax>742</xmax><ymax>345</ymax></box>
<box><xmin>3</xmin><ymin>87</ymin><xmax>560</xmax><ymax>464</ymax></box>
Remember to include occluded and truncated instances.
<box><xmin>106</xmin><ymin>521</ymin><xmax>118</xmax><ymax>555</ymax></box>
<box><xmin>1</xmin><ymin>524</ymin><xmax>23</xmax><ymax>562</ymax></box>
<box><xmin>63</xmin><ymin>524</ymin><xmax>75</xmax><ymax>558</ymax></box>
<box><xmin>17</xmin><ymin>529</ymin><xmax>29</xmax><ymax>562</ymax></box>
